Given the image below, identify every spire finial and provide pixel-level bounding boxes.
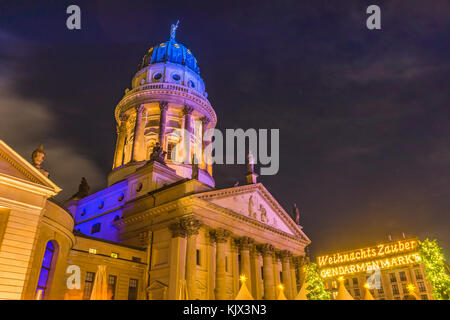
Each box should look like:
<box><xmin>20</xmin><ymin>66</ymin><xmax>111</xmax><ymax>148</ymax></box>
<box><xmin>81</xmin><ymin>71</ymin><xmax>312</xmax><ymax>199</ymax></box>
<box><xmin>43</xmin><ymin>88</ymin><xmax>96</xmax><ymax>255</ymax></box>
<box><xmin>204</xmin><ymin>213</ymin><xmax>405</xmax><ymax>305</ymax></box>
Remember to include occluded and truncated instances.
<box><xmin>170</xmin><ymin>20</ymin><xmax>180</xmax><ymax>41</ymax></box>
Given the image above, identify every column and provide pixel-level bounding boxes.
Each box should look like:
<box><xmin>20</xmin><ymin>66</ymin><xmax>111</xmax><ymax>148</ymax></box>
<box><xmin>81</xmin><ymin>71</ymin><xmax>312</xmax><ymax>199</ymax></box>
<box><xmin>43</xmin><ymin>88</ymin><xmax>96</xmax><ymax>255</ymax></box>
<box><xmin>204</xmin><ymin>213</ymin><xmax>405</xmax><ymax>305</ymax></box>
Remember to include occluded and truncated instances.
<box><xmin>200</xmin><ymin>117</ymin><xmax>210</xmax><ymax>170</ymax></box>
<box><xmin>167</xmin><ymin>220</ymin><xmax>187</xmax><ymax>300</ymax></box>
<box><xmin>280</xmin><ymin>250</ymin><xmax>293</xmax><ymax>299</ymax></box>
<box><xmin>295</xmin><ymin>256</ymin><xmax>307</xmax><ymax>288</ymax></box>
<box><xmin>113</xmin><ymin>113</ymin><xmax>128</xmax><ymax>169</ymax></box>
<box><xmin>260</xmin><ymin>244</ymin><xmax>275</xmax><ymax>300</ymax></box>
<box><xmin>131</xmin><ymin>104</ymin><xmax>146</xmax><ymax>162</ymax></box>
<box><xmin>158</xmin><ymin>101</ymin><xmax>169</xmax><ymax>147</ymax></box>
<box><xmin>183</xmin><ymin>105</ymin><xmax>194</xmax><ymax>163</ymax></box>
<box><xmin>231</xmin><ymin>240</ymin><xmax>240</xmax><ymax>296</ymax></box>
<box><xmin>250</xmin><ymin>247</ymin><xmax>263</xmax><ymax>299</ymax></box>
<box><xmin>290</xmin><ymin>258</ymin><xmax>297</xmax><ymax>298</ymax></box>
<box><xmin>238</xmin><ymin>237</ymin><xmax>254</xmax><ymax>292</ymax></box>
<box><xmin>213</xmin><ymin>228</ymin><xmax>231</xmax><ymax>300</ymax></box>
<box><xmin>184</xmin><ymin>216</ymin><xmax>202</xmax><ymax>300</ymax></box>
<box><xmin>208</xmin><ymin>232</ymin><xmax>216</xmax><ymax>300</ymax></box>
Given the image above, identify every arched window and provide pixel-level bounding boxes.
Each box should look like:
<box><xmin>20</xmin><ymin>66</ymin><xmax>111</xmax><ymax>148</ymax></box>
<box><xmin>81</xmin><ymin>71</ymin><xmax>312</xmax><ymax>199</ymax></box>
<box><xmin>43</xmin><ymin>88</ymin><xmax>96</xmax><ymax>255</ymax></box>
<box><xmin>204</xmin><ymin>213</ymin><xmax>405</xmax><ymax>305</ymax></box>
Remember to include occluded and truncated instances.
<box><xmin>35</xmin><ymin>241</ymin><xmax>56</xmax><ymax>300</ymax></box>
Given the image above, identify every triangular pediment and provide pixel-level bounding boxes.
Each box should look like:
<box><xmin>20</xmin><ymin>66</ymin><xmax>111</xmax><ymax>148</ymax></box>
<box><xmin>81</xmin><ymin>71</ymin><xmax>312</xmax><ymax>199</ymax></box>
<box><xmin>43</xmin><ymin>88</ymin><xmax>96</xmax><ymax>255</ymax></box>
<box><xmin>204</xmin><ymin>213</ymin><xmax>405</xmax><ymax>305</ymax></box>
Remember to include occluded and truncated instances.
<box><xmin>196</xmin><ymin>183</ymin><xmax>310</xmax><ymax>242</ymax></box>
<box><xmin>0</xmin><ymin>140</ymin><xmax>61</xmax><ymax>195</ymax></box>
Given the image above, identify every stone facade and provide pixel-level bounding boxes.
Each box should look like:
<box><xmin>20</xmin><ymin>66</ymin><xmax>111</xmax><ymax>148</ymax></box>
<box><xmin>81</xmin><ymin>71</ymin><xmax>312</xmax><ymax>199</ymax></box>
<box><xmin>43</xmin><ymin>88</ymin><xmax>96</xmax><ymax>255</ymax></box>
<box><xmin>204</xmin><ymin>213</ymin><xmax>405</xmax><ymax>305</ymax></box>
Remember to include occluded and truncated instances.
<box><xmin>0</xmin><ymin>27</ymin><xmax>310</xmax><ymax>300</ymax></box>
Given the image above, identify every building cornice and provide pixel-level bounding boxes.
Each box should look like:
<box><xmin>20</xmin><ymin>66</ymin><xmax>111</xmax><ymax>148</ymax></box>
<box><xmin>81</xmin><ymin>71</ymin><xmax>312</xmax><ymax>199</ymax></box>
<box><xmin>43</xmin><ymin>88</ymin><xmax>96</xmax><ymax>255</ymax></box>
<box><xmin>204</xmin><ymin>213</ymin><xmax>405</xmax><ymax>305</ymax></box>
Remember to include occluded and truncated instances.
<box><xmin>115</xmin><ymin>83</ymin><xmax>217</xmax><ymax>126</ymax></box>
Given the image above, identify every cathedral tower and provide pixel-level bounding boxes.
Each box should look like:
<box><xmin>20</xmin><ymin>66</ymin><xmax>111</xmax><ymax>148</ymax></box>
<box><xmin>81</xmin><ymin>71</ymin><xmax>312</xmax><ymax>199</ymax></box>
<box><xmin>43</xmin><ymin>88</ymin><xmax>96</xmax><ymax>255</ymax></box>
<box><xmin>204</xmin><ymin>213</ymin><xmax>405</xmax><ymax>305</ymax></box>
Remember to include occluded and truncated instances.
<box><xmin>109</xmin><ymin>22</ymin><xmax>216</xmax><ymax>187</ymax></box>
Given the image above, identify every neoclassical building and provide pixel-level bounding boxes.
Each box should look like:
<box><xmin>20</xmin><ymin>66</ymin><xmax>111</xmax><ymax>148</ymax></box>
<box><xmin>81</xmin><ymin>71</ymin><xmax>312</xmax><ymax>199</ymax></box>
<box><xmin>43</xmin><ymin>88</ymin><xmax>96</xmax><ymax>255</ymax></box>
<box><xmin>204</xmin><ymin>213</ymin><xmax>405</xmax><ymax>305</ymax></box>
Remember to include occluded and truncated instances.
<box><xmin>0</xmin><ymin>25</ymin><xmax>310</xmax><ymax>300</ymax></box>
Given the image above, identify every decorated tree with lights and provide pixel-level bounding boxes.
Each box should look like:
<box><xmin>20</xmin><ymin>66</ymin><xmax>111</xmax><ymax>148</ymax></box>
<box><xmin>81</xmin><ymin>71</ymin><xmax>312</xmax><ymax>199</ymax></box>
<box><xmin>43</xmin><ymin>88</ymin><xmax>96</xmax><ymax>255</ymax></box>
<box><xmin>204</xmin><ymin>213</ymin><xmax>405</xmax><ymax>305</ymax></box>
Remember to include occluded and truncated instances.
<box><xmin>418</xmin><ymin>239</ymin><xmax>450</xmax><ymax>300</ymax></box>
<box><xmin>305</xmin><ymin>262</ymin><xmax>330</xmax><ymax>300</ymax></box>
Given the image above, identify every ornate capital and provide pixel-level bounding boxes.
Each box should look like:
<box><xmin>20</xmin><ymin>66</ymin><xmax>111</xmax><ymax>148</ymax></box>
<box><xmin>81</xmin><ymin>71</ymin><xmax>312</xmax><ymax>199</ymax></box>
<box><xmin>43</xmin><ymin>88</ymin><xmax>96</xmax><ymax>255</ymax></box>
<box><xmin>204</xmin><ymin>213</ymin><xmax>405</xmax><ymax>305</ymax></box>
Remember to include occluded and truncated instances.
<box><xmin>212</xmin><ymin>228</ymin><xmax>231</xmax><ymax>243</ymax></box>
<box><xmin>135</xmin><ymin>104</ymin><xmax>146</xmax><ymax>115</ymax></box>
<box><xmin>279</xmin><ymin>250</ymin><xmax>292</xmax><ymax>261</ymax></box>
<box><xmin>159</xmin><ymin>101</ymin><xmax>169</xmax><ymax>111</ymax></box>
<box><xmin>237</xmin><ymin>236</ymin><xmax>254</xmax><ymax>250</ymax></box>
<box><xmin>169</xmin><ymin>216</ymin><xmax>202</xmax><ymax>238</ymax></box>
<box><xmin>258</xmin><ymin>243</ymin><xmax>275</xmax><ymax>256</ymax></box>
<box><xmin>169</xmin><ymin>220</ymin><xmax>187</xmax><ymax>238</ymax></box>
<box><xmin>200</xmin><ymin>116</ymin><xmax>210</xmax><ymax>126</ymax></box>
<box><xmin>119</xmin><ymin>112</ymin><xmax>129</xmax><ymax>123</ymax></box>
<box><xmin>293</xmin><ymin>255</ymin><xmax>307</xmax><ymax>268</ymax></box>
<box><xmin>183</xmin><ymin>105</ymin><xmax>194</xmax><ymax>116</ymax></box>
<box><xmin>180</xmin><ymin>216</ymin><xmax>202</xmax><ymax>236</ymax></box>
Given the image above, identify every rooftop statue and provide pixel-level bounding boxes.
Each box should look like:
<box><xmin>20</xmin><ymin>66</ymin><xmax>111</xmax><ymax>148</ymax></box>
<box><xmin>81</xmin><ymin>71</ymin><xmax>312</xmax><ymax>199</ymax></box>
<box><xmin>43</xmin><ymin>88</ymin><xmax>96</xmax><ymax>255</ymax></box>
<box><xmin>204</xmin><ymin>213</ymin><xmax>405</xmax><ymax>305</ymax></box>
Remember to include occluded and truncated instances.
<box><xmin>31</xmin><ymin>144</ymin><xmax>49</xmax><ymax>177</ymax></box>
<box><xmin>149</xmin><ymin>142</ymin><xmax>167</xmax><ymax>164</ymax></box>
<box><xmin>170</xmin><ymin>20</ymin><xmax>179</xmax><ymax>41</ymax></box>
<box><xmin>293</xmin><ymin>203</ymin><xmax>300</xmax><ymax>225</ymax></box>
<box><xmin>247</xmin><ymin>151</ymin><xmax>255</xmax><ymax>173</ymax></box>
<box><xmin>71</xmin><ymin>177</ymin><xmax>90</xmax><ymax>200</ymax></box>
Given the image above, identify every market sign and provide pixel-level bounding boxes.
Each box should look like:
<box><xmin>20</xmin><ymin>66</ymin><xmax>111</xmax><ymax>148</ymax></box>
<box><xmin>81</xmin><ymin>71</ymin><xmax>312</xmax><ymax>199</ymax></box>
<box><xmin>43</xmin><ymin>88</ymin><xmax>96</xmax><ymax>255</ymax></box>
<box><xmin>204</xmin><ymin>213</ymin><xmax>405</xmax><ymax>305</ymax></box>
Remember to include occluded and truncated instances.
<box><xmin>317</xmin><ymin>238</ymin><xmax>421</xmax><ymax>279</ymax></box>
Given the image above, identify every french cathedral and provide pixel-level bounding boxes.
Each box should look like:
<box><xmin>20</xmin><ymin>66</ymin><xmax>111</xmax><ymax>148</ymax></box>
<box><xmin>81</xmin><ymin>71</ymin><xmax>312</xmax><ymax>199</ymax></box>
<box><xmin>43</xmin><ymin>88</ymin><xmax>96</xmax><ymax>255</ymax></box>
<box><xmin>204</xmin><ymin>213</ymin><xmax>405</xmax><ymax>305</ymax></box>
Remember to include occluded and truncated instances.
<box><xmin>0</xmin><ymin>25</ymin><xmax>310</xmax><ymax>300</ymax></box>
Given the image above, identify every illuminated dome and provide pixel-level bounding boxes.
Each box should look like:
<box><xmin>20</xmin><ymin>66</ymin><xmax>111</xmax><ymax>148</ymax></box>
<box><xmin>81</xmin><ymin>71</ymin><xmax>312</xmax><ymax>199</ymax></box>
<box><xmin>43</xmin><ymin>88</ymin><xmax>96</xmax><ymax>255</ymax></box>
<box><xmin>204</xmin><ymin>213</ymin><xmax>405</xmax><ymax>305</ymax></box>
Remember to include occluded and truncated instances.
<box><xmin>139</xmin><ymin>39</ymin><xmax>200</xmax><ymax>75</ymax></box>
<box><xmin>131</xmin><ymin>21</ymin><xmax>207</xmax><ymax>97</ymax></box>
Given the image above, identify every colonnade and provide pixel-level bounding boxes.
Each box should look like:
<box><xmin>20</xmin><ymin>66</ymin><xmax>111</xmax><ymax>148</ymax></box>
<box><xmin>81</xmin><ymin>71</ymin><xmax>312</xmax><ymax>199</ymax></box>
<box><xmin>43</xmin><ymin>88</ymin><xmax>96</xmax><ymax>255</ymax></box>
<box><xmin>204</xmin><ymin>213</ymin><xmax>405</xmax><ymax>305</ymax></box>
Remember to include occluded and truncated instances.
<box><xmin>113</xmin><ymin>102</ymin><xmax>213</xmax><ymax>176</ymax></box>
<box><xmin>166</xmin><ymin>216</ymin><xmax>307</xmax><ymax>300</ymax></box>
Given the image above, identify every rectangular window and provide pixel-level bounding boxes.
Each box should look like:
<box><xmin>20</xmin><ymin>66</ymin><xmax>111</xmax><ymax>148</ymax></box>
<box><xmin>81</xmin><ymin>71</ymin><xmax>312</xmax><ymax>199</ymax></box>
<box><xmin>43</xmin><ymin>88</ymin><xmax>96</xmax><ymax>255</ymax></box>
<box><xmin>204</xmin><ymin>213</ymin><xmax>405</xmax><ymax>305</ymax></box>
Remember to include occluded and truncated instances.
<box><xmin>167</xmin><ymin>143</ymin><xmax>176</xmax><ymax>160</ymax></box>
<box><xmin>225</xmin><ymin>256</ymin><xmax>228</xmax><ymax>272</ymax></box>
<box><xmin>83</xmin><ymin>272</ymin><xmax>96</xmax><ymax>300</ymax></box>
<box><xmin>132</xmin><ymin>256</ymin><xmax>141</xmax><ymax>263</ymax></box>
<box><xmin>196</xmin><ymin>249</ymin><xmax>201</xmax><ymax>266</ymax></box>
<box><xmin>414</xmin><ymin>269</ymin><xmax>423</xmax><ymax>280</ymax></box>
<box><xmin>90</xmin><ymin>223</ymin><xmax>101</xmax><ymax>234</ymax></box>
<box><xmin>389</xmin><ymin>273</ymin><xmax>397</xmax><ymax>283</ymax></box>
<box><xmin>352</xmin><ymin>278</ymin><xmax>358</xmax><ymax>286</ymax></box>
<box><xmin>402</xmin><ymin>283</ymin><xmax>407</xmax><ymax>294</ymax></box>
<box><xmin>418</xmin><ymin>282</ymin><xmax>426</xmax><ymax>293</ymax></box>
<box><xmin>261</xmin><ymin>266</ymin><xmax>264</xmax><ymax>280</ymax></box>
<box><xmin>108</xmin><ymin>275</ymin><xmax>117</xmax><ymax>300</ymax></box>
<box><xmin>399</xmin><ymin>271</ymin><xmax>407</xmax><ymax>282</ymax></box>
<box><xmin>392</xmin><ymin>284</ymin><xmax>399</xmax><ymax>295</ymax></box>
<box><xmin>378</xmin><ymin>286</ymin><xmax>384</xmax><ymax>295</ymax></box>
<box><xmin>421</xmin><ymin>294</ymin><xmax>428</xmax><ymax>300</ymax></box>
<box><xmin>344</xmin><ymin>279</ymin><xmax>349</xmax><ymax>287</ymax></box>
<box><xmin>128</xmin><ymin>279</ymin><xmax>138</xmax><ymax>300</ymax></box>
<box><xmin>354</xmin><ymin>288</ymin><xmax>360</xmax><ymax>297</ymax></box>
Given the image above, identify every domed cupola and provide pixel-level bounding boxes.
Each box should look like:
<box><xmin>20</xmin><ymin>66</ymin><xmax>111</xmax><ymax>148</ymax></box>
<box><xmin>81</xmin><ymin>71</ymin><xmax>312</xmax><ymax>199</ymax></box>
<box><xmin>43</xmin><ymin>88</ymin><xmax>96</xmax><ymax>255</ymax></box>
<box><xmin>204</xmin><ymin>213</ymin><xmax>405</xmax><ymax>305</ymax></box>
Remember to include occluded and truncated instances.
<box><xmin>139</xmin><ymin>22</ymin><xmax>200</xmax><ymax>75</ymax></box>
<box><xmin>131</xmin><ymin>21</ymin><xmax>207</xmax><ymax>97</ymax></box>
<box><xmin>111</xmin><ymin>22</ymin><xmax>217</xmax><ymax>188</ymax></box>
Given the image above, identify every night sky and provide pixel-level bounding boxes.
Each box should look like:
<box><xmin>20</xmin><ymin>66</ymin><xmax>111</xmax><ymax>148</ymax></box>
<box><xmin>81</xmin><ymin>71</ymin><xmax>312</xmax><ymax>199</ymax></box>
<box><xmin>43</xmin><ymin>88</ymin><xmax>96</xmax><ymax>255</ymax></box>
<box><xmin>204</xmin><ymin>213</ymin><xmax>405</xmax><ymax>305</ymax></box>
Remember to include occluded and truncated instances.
<box><xmin>0</xmin><ymin>0</ymin><xmax>449</xmax><ymax>258</ymax></box>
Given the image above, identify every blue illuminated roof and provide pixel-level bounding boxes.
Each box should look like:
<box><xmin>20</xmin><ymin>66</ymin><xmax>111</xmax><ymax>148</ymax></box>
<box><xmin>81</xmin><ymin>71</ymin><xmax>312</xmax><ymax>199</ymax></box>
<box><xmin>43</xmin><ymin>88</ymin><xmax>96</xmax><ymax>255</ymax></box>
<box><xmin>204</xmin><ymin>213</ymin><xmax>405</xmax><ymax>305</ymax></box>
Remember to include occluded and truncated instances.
<box><xmin>139</xmin><ymin>22</ymin><xmax>200</xmax><ymax>75</ymax></box>
<box><xmin>139</xmin><ymin>40</ymin><xmax>200</xmax><ymax>75</ymax></box>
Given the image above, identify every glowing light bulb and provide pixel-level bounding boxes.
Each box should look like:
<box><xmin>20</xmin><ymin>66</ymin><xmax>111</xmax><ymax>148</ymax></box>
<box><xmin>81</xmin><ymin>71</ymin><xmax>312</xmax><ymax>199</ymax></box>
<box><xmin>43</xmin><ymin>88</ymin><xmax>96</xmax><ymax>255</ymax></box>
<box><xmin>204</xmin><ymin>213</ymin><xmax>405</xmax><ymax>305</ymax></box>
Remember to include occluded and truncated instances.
<box><xmin>239</xmin><ymin>275</ymin><xmax>247</xmax><ymax>283</ymax></box>
<box><xmin>338</xmin><ymin>276</ymin><xmax>344</xmax><ymax>282</ymax></box>
<box><xmin>407</xmin><ymin>284</ymin><xmax>416</xmax><ymax>293</ymax></box>
<box><xmin>278</xmin><ymin>284</ymin><xmax>284</xmax><ymax>291</ymax></box>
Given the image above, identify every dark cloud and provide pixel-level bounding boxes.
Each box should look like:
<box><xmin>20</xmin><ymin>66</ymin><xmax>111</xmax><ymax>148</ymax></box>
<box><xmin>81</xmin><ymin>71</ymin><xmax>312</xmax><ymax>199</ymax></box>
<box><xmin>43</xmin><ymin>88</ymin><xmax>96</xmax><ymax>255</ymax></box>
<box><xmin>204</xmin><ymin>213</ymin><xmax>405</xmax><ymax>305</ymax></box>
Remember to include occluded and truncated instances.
<box><xmin>0</xmin><ymin>0</ymin><xmax>449</xmax><ymax>256</ymax></box>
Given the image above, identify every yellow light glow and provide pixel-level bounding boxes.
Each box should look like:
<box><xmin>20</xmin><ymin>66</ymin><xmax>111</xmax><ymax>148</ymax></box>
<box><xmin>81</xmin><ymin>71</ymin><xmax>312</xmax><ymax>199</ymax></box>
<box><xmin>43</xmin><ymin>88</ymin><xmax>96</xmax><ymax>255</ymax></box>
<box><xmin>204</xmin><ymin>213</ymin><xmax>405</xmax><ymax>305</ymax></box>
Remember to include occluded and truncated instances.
<box><xmin>317</xmin><ymin>238</ymin><xmax>419</xmax><ymax>268</ymax></box>
<box><xmin>239</xmin><ymin>275</ymin><xmax>247</xmax><ymax>283</ymax></box>
<box><xmin>338</xmin><ymin>276</ymin><xmax>344</xmax><ymax>282</ymax></box>
<box><xmin>319</xmin><ymin>252</ymin><xmax>421</xmax><ymax>278</ymax></box>
<box><xmin>88</xmin><ymin>248</ymin><xmax>97</xmax><ymax>254</ymax></box>
<box><xmin>364</xmin><ymin>283</ymin><xmax>370</xmax><ymax>289</ymax></box>
<box><xmin>407</xmin><ymin>284</ymin><xmax>416</xmax><ymax>293</ymax></box>
<box><xmin>278</xmin><ymin>284</ymin><xmax>284</xmax><ymax>291</ymax></box>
